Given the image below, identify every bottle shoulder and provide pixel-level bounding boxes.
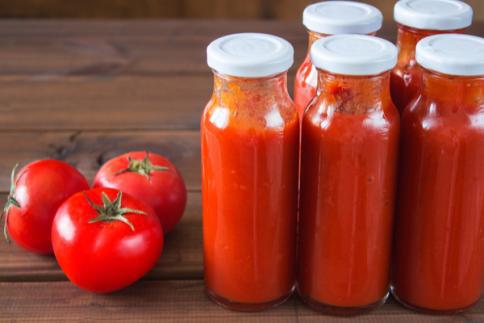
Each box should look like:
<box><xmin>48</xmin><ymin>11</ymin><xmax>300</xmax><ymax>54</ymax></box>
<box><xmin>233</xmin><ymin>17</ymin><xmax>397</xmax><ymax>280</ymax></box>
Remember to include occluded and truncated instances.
<box><xmin>202</xmin><ymin>95</ymin><xmax>298</xmax><ymax>133</ymax></box>
<box><xmin>402</xmin><ymin>98</ymin><xmax>484</xmax><ymax>132</ymax></box>
<box><xmin>303</xmin><ymin>100</ymin><xmax>399</xmax><ymax>134</ymax></box>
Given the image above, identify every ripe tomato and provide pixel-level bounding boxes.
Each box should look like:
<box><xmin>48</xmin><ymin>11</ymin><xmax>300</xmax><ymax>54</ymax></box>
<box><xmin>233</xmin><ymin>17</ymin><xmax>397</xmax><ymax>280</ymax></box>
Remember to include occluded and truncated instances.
<box><xmin>93</xmin><ymin>151</ymin><xmax>187</xmax><ymax>233</ymax></box>
<box><xmin>52</xmin><ymin>187</ymin><xmax>163</xmax><ymax>293</ymax></box>
<box><xmin>2</xmin><ymin>160</ymin><xmax>89</xmax><ymax>254</ymax></box>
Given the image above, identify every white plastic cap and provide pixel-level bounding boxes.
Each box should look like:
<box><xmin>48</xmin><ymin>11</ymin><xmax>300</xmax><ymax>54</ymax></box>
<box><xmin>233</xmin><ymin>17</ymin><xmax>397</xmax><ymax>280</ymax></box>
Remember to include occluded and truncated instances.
<box><xmin>310</xmin><ymin>35</ymin><xmax>397</xmax><ymax>76</ymax></box>
<box><xmin>394</xmin><ymin>0</ymin><xmax>473</xmax><ymax>30</ymax></box>
<box><xmin>303</xmin><ymin>1</ymin><xmax>383</xmax><ymax>35</ymax></box>
<box><xmin>416</xmin><ymin>34</ymin><xmax>484</xmax><ymax>76</ymax></box>
<box><xmin>206</xmin><ymin>33</ymin><xmax>294</xmax><ymax>78</ymax></box>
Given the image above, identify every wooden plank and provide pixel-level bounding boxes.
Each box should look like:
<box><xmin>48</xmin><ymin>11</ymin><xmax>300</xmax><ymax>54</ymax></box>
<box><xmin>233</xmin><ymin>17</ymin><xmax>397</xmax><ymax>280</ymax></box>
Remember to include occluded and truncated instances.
<box><xmin>183</xmin><ymin>0</ymin><xmax>264</xmax><ymax>19</ymax></box>
<box><xmin>0</xmin><ymin>0</ymin><xmax>182</xmax><ymax>19</ymax></box>
<box><xmin>0</xmin><ymin>20</ymin><xmax>307</xmax><ymax>76</ymax></box>
<box><xmin>0</xmin><ymin>20</ymin><xmax>307</xmax><ymax>38</ymax></box>
<box><xmin>0</xmin><ymin>75</ymin><xmax>211</xmax><ymax>131</ymax></box>
<box><xmin>0</xmin><ymin>192</ymin><xmax>202</xmax><ymax>281</ymax></box>
<box><xmin>0</xmin><ymin>280</ymin><xmax>482</xmax><ymax>322</ymax></box>
<box><xmin>0</xmin><ymin>131</ymin><xmax>201</xmax><ymax>192</ymax></box>
<box><xmin>1</xmin><ymin>0</ymin><xmax>484</xmax><ymax>21</ymax></box>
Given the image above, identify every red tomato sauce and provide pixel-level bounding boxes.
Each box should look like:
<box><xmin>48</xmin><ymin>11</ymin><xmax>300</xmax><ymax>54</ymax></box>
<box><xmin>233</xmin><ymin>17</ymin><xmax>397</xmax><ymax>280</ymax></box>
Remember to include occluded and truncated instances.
<box><xmin>201</xmin><ymin>72</ymin><xmax>299</xmax><ymax>309</ymax></box>
<box><xmin>297</xmin><ymin>72</ymin><xmax>399</xmax><ymax>311</ymax></box>
<box><xmin>392</xmin><ymin>70</ymin><xmax>484</xmax><ymax>312</ymax></box>
<box><xmin>390</xmin><ymin>25</ymin><xmax>465</xmax><ymax>113</ymax></box>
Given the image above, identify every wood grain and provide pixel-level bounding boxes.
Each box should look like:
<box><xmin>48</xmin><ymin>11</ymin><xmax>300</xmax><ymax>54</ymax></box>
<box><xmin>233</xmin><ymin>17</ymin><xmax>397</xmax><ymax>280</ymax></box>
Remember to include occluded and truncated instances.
<box><xmin>0</xmin><ymin>0</ymin><xmax>182</xmax><ymax>19</ymax></box>
<box><xmin>0</xmin><ymin>20</ymin><xmax>307</xmax><ymax>76</ymax></box>
<box><xmin>0</xmin><ymin>131</ymin><xmax>201</xmax><ymax>191</ymax></box>
<box><xmin>0</xmin><ymin>76</ymin><xmax>210</xmax><ymax>131</ymax></box>
<box><xmin>0</xmin><ymin>192</ymin><xmax>202</xmax><ymax>281</ymax></box>
<box><xmin>0</xmin><ymin>280</ymin><xmax>483</xmax><ymax>322</ymax></box>
<box><xmin>0</xmin><ymin>0</ymin><xmax>483</xmax><ymax>21</ymax></box>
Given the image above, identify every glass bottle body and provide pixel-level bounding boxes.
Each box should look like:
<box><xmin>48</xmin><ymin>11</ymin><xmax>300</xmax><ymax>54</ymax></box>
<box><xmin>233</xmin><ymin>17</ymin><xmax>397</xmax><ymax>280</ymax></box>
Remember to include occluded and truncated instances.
<box><xmin>297</xmin><ymin>71</ymin><xmax>399</xmax><ymax>314</ymax></box>
<box><xmin>392</xmin><ymin>70</ymin><xmax>484</xmax><ymax>313</ymax></box>
<box><xmin>201</xmin><ymin>71</ymin><xmax>299</xmax><ymax>311</ymax></box>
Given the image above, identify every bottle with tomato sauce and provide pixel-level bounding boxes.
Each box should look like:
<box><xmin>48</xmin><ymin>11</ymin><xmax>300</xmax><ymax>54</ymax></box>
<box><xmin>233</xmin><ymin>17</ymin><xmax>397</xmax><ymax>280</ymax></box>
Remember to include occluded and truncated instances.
<box><xmin>391</xmin><ymin>0</ymin><xmax>473</xmax><ymax>112</ymax></box>
<box><xmin>392</xmin><ymin>34</ymin><xmax>484</xmax><ymax>313</ymax></box>
<box><xmin>201</xmin><ymin>33</ymin><xmax>298</xmax><ymax>311</ymax></box>
<box><xmin>297</xmin><ymin>35</ymin><xmax>399</xmax><ymax>315</ymax></box>
<box><xmin>294</xmin><ymin>1</ymin><xmax>383</xmax><ymax>117</ymax></box>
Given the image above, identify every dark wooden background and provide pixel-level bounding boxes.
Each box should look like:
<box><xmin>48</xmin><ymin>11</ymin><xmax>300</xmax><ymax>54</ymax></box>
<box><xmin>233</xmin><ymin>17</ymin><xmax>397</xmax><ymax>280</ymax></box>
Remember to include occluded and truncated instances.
<box><xmin>0</xmin><ymin>0</ymin><xmax>483</xmax><ymax>21</ymax></box>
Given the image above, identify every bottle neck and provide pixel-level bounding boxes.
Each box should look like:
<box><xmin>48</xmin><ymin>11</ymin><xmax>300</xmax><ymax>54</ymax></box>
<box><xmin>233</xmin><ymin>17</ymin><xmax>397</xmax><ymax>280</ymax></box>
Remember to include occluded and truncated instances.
<box><xmin>421</xmin><ymin>69</ymin><xmax>483</xmax><ymax>112</ymax></box>
<box><xmin>212</xmin><ymin>71</ymin><xmax>289</xmax><ymax>107</ymax></box>
<box><xmin>316</xmin><ymin>71</ymin><xmax>393</xmax><ymax>114</ymax></box>
<box><xmin>396</xmin><ymin>24</ymin><xmax>465</xmax><ymax>68</ymax></box>
<box><xmin>306</xmin><ymin>30</ymin><xmax>327</xmax><ymax>55</ymax></box>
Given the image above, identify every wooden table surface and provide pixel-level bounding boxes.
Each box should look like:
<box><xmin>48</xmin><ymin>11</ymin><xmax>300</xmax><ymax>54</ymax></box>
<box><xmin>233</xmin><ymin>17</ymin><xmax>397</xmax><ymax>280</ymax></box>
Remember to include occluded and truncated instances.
<box><xmin>0</xmin><ymin>20</ymin><xmax>483</xmax><ymax>322</ymax></box>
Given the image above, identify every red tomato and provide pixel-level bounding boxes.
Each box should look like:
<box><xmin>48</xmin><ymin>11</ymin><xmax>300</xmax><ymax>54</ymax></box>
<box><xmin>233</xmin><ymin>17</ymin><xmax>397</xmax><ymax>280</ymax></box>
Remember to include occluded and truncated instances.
<box><xmin>93</xmin><ymin>151</ymin><xmax>187</xmax><ymax>233</ymax></box>
<box><xmin>2</xmin><ymin>160</ymin><xmax>89</xmax><ymax>254</ymax></box>
<box><xmin>51</xmin><ymin>187</ymin><xmax>163</xmax><ymax>293</ymax></box>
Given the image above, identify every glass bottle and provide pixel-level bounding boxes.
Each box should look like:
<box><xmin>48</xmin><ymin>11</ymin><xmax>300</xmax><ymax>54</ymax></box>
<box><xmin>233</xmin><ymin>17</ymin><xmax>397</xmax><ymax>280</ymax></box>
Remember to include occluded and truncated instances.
<box><xmin>202</xmin><ymin>33</ymin><xmax>298</xmax><ymax>311</ymax></box>
<box><xmin>392</xmin><ymin>34</ymin><xmax>484</xmax><ymax>314</ymax></box>
<box><xmin>297</xmin><ymin>35</ymin><xmax>399</xmax><ymax>315</ymax></box>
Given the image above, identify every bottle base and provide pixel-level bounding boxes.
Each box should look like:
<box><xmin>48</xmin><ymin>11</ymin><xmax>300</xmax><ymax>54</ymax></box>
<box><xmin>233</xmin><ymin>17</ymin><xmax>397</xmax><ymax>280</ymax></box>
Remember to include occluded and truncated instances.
<box><xmin>391</xmin><ymin>287</ymin><xmax>479</xmax><ymax>314</ymax></box>
<box><xmin>298</xmin><ymin>291</ymin><xmax>389</xmax><ymax>316</ymax></box>
<box><xmin>205</xmin><ymin>287</ymin><xmax>294</xmax><ymax>312</ymax></box>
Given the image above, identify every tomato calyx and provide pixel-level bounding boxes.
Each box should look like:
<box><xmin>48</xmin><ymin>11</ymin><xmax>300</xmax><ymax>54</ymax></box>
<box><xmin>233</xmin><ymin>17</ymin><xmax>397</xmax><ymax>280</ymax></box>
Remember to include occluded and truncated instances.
<box><xmin>1</xmin><ymin>164</ymin><xmax>21</xmax><ymax>242</ymax></box>
<box><xmin>84</xmin><ymin>191</ymin><xmax>146</xmax><ymax>231</ymax></box>
<box><xmin>115</xmin><ymin>152</ymin><xmax>168</xmax><ymax>178</ymax></box>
